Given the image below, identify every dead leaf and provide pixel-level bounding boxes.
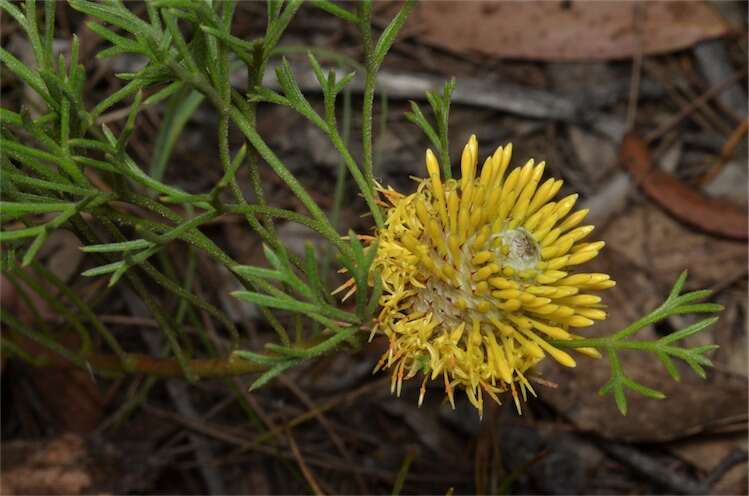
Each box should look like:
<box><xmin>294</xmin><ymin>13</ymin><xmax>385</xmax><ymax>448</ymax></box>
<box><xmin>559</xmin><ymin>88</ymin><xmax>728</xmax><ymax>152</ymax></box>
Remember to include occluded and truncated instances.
<box><xmin>604</xmin><ymin>203</ymin><xmax>747</xmax><ymax>288</ymax></box>
<box><xmin>28</xmin><ymin>365</ymin><xmax>105</xmax><ymax>434</ymax></box>
<box><xmin>38</xmin><ymin>230</ymin><xmax>84</xmax><ymax>283</ymax></box>
<box><xmin>0</xmin><ymin>434</ymin><xmax>106</xmax><ymax>495</ymax></box>
<box><xmin>669</xmin><ymin>435</ymin><xmax>749</xmax><ymax>495</ymax></box>
<box><xmin>8</xmin><ymin>332</ymin><xmax>106</xmax><ymax>434</ymax></box>
<box><xmin>407</xmin><ymin>1</ymin><xmax>730</xmax><ymax>61</ymax></box>
<box><xmin>620</xmin><ymin>133</ymin><xmax>748</xmax><ymax>240</ymax></box>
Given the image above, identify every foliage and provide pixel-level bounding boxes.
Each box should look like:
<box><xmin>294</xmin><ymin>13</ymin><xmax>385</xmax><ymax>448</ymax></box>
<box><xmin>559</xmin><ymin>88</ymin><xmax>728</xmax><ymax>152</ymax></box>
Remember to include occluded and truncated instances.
<box><xmin>552</xmin><ymin>271</ymin><xmax>722</xmax><ymax>415</ymax></box>
<box><xmin>0</xmin><ymin>0</ymin><xmax>720</xmax><ymax>416</ymax></box>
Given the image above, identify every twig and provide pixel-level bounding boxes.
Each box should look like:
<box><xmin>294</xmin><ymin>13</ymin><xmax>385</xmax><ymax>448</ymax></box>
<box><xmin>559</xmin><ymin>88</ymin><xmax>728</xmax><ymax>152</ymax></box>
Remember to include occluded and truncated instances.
<box><xmin>667</xmin><ymin>57</ymin><xmax>734</xmax><ymax>137</ymax></box>
<box><xmin>694</xmin><ymin>39</ymin><xmax>748</xmax><ymax>124</ymax></box>
<box><xmin>218</xmin><ymin>378</ymin><xmax>389</xmax><ymax>466</ymax></box>
<box><xmin>250</xmin><ymin>377</ymin><xmax>388</xmax><ymax>447</ymax></box>
<box><xmin>391</xmin><ymin>449</ymin><xmax>416</xmax><ymax>496</ymax></box>
<box><xmin>698</xmin><ymin>118</ymin><xmax>749</xmax><ymax>185</ymax></box>
<box><xmin>603</xmin><ymin>442</ymin><xmax>707</xmax><ymax>495</ymax></box>
<box><xmin>286</xmin><ymin>426</ymin><xmax>326</xmax><ymax>496</ymax></box>
<box><xmin>645</xmin><ymin>66</ymin><xmax>748</xmax><ymax>143</ymax></box>
<box><xmin>278</xmin><ymin>375</ymin><xmax>369</xmax><ymax>493</ymax></box>
<box><xmin>625</xmin><ymin>3</ymin><xmax>644</xmax><ymax>132</ymax></box>
<box><xmin>142</xmin><ymin>324</ymin><xmax>225</xmax><ymax>493</ymax></box>
<box><xmin>148</xmin><ymin>405</ymin><xmax>471</xmax><ymax>484</ymax></box>
<box><xmin>703</xmin><ymin>449</ymin><xmax>749</xmax><ymax>487</ymax></box>
<box><xmin>5</xmin><ymin>335</ymin><xmax>267</xmax><ymax>377</ymax></box>
<box><xmin>245</xmin><ymin>64</ymin><xmax>578</xmax><ymax>121</ymax></box>
<box><xmin>230</xmin><ymin>377</ymin><xmax>279</xmax><ymax>434</ymax></box>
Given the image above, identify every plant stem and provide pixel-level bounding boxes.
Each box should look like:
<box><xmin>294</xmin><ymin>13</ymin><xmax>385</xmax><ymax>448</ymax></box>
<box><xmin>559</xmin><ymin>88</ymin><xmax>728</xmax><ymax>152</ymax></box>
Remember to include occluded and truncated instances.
<box><xmin>359</xmin><ymin>1</ymin><xmax>376</xmax><ymax>190</ymax></box>
<box><xmin>5</xmin><ymin>334</ymin><xmax>267</xmax><ymax>378</ymax></box>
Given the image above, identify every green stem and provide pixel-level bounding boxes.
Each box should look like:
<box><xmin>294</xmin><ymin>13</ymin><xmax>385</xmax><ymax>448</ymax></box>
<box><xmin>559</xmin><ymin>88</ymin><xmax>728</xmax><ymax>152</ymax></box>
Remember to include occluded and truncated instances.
<box><xmin>31</xmin><ymin>260</ymin><xmax>127</xmax><ymax>361</ymax></box>
<box><xmin>227</xmin><ymin>106</ymin><xmax>353</xmax><ymax>260</ymax></box>
<box><xmin>358</xmin><ymin>1</ymin><xmax>375</xmax><ymax>189</ymax></box>
<box><xmin>325</xmin><ymin>126</ymin><xmax>384</xmax><ymax>228</ymax></box>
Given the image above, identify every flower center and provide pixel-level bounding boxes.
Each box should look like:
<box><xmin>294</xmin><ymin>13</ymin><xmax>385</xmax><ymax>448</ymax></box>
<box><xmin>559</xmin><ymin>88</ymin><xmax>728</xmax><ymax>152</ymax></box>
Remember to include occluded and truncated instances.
<box><xmin>413</xmin><ymin>227</ymin><xmax>542</xmax><ymax>333</ymax></box>
<box><xmin>497</xmin><ymin>227</ymin><xmax>540</xmax><ymax>272</ymax></box>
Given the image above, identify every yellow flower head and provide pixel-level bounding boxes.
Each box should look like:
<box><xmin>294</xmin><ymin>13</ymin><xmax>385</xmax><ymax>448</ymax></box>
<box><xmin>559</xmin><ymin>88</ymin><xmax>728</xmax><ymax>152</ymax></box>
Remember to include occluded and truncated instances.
<box><xmin>371</xmin><ymin>135</ymin><xmax>615</xmax><ymax>415</ymax></box>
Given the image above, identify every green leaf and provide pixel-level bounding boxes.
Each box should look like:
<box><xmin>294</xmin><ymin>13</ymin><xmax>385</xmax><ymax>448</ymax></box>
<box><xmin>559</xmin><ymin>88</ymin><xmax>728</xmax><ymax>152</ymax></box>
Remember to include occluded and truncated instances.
<box><xmin>264</xmin><ymin>0</ymin><xmax>303</xmax><ymax>53</ymax></box>
<box><xmin>0</xmin><ymin>108</ymin><xmax>23</xmax><ymax>127</ymax></box>
<box><xmin>685</xmin><ymin>358</ymin><xmax>707</xmax><ymax>379</ymax></box>
<box><xmin>0</xmin><ymin>225</ymin><xmax>45</xmax><ymax>242</ymax></box>
<box><xmin>666</xmin><ymin>270</ymin><xmax>689</xmax><ymax>303</ymax></box>
<box><xmin>69</xmin><ymin>0</ymin><xmax>156</xmax><ymax>40</ymax></box>
<box><xmin>333</xmin><ymin>71</ymin><xmax>356</xmax><ymax>95</ymax></box>
<box><xmin>405</xmin><ymin>103</ymin><xmax>441</xmax><ymax>151</ymax></box>
<box><xmin>265</xmin><ymin>319</ymin><xmax>358</xmax><ymax>358</ymax></box>
<box><xmin>671</xmin><ymin>289</ymin><xmax>712</xmax><ymax>306</ymax></box>
<box><xmin>657</xmin><ymin>317</ymin><xmax>718</xmax><ymax>345</ymax></box>
<box><xmin>248</xmin><ymin>358</ymin><xmax>301</xmax><ymax>391</ymax></box>
<box><xmin>2</xmin><ymin>169</ymin><xmax>95</xmax><ymax>196</ymax></box>
<box><xmin>670</xmin><ymin>303</ymin><xmax>724</xmax><ymax>315</ymax></box>
<box><xmin>657</xmin><ymin>351</ymin><xmax>681</xmax><ymax>382</ymax></box>
<box><xmin>0</xmin><ymin>47</ymin><xmax>57</xmax><ymax>110</ymax></box>
<box><xmin>372</xmin><ymin>0</ymin><xmax>415</xmax><ymax>69</ymax></box>
<box><xmin>81</xmin><ymin>239</ymin><xmax>153</xmax><ymax>253</ymax></box>
<box><xmin>310</xmin><ymin>0</ymin><xmax>358</xmax><ymax>23</ymax></box>
<box><xmin>232</xmin><ymin>350</ymin><xmax>290</xmax><ymax>366</ymax></box>
<box><xmin>366</xmin><ymin>267</ymin><xmax>383</xmax><ymax>319</ymax></box>
<box><xmin>613</xmin><ymin>382</ymin><xmax>627</xmax><ymax>416</ymax></box>
<box><xmin>115</xmin><ymin>89</ymin><xmax>144</xmax><ymax>154</ymax></box>
<box><xmin>691</xmin><ymin>344</ymin><xmax>720</xmax><ymax>355</ymax></box>
<box><xmin>144</xmin><ymin>81</ymin><xmax>183</xmax><ymax>106</ymax></box>
<box><xmin>623</xmin><ymin>377</ymin><xmax>665</xmax><ymax>400</ymax></box>
<box><xmin>200</xmin><ymin>25</ymin><xmax>256</xmax><ymax>66</ymax></box>
<box><xmin>150</xmin><ymin>86</ymin><xmax>204</xmax><ymax>181</ymax></box>
<box><xmin>21</xmin><ymin>230</ymin><xmax>47</xmax><ymax>266</ymax></box>
<box><xmin>247</xmin><ymin>86</ymin><xmax>290</xmax><ymax>106</ymax></box>
<box><xmin>307</xmin><ymin>51</ymin><xmax>327</xmax><ymax>91</ymax></box>
<box><xmin>0</xmin><ymin>201</ymin><xmax>75</xmax><ymax>215</ymax></box>
<box><xmin>0</xmin><ymin>0</ymin><xmax>26</xmax><ymax>28</ymax></box>
<box><xmin>303</xmin><ymin>242</ymin><xmax>325</xmax><ymax>304</ymax></box>
<box><xmin>81</xmin><ymin>259</ymin><xmax>124</xmax><ymax>277</ymax></box>
<box><xmin>91</xmin><ymin>77</ymin><xmax>145</xmax><ymax>120</ymax></box>
<box><xmin>215</xmin><ymin>144</ymin><xmax>246</xmax><ymax>191</ymax></box>
<box><xmin>86</xmin><ymin>22</ymin><xmax>146</xmax><ymax>55</ymax></box>
<box><xmin>233</xmin><ymin>265</ymin><xmax>285</xmax><ymax>283</ymax></box>
<box><xmin>231</xmin><ymin>291</ymin><xmax>321</xmax><ymax>314</ymax></box>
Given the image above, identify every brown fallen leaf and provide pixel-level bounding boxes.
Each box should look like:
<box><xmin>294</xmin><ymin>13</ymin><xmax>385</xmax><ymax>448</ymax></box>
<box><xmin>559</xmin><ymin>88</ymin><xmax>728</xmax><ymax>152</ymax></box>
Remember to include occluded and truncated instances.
<box><xmin>668</xmin><ymin>435</ymin><xmax>749</xmax><ymax>495</ymax></box>
<box><xmin>603</xmin><ymin>204</ymin><xmax>747</xmax><ymax>289</ymax></box>
<box><xmin>6</xmin><ymin>332</ymin><xmax>106</xmax><ymax>434</ymax></box>
<box><xmin>407</xmin><ymin>1</ymin><xmax>730</xmax><ymax>62</ymax></box>
<box><xmin>620</xmin><ymin>133</ymin><xmax>748</xmax><ymax>240</ymax></box>
<box><xmin>0</xmin><ymin>434</ymin><xmax>106</xmax><ymax>495</ymax></box>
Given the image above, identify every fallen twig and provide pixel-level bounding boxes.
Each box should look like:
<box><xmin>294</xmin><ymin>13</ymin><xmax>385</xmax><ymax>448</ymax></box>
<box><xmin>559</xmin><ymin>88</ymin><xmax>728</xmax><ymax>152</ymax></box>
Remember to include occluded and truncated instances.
<box><xmin>245</xmin><ymin>65</ymin><xmax>578</xmax><ymax>121</ymax></box>
<box><xmin>645</xmin><ymin>67</ymin><xmax>748</xmax><ymax>143</ymax></box>
<box><xmin>699</xmin><ymin>118</ymin><xmax>749</xmax><ymax>185</ymax></box>
<box><xmin>603</xmin><ymin>442</ymin><xmax>707</xmax><ymax>495</ymax></box>
<box><xmin>287</xmin><ymin>426</ymin><xmax>326</xmax><ymax>496</ymax></box>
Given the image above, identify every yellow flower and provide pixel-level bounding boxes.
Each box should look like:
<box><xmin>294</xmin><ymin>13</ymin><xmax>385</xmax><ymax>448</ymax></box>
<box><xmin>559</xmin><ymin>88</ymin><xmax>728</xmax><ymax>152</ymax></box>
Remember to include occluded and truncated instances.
<box><xmin>370</xmin><ymin>135</ymin><xmax>615</xmax><ymax>415</ymax></box>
